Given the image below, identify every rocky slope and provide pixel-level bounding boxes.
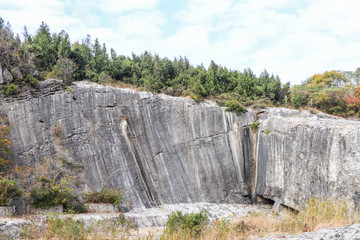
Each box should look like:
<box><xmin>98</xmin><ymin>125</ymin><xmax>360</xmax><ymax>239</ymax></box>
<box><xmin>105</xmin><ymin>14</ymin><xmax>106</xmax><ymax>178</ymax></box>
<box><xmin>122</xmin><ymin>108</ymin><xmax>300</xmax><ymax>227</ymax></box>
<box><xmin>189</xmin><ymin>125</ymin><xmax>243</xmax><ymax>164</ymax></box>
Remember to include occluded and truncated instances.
<box><xmin>1</xmin><ymin>80</ymin><xmax>360</xmax><ymax>210</ymax></box>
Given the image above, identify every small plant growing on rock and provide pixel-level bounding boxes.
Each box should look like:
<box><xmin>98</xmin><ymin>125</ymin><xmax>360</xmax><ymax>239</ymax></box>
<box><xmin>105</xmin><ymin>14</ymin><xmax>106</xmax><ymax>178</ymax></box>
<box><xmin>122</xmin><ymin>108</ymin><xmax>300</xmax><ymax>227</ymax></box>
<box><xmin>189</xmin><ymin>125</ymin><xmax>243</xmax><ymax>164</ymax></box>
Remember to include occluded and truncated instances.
<box><xmin>190</xmin><ymin>93</ymin><xmax>204</xmax><ymax>103</ymax></box>
<box><xmin>251</xmin><ymin>121</ymin><xmax>260</xmax><ymax>131</ymax></box>
<box><xmin>85</xmin><ymin>186</ymin><xmax>124</xmax><ymax>205</ymax></box>
<box><xmin>52</xmin><ymin>125</ymin><xmax>64</xmax><ymax>139</ymax></box>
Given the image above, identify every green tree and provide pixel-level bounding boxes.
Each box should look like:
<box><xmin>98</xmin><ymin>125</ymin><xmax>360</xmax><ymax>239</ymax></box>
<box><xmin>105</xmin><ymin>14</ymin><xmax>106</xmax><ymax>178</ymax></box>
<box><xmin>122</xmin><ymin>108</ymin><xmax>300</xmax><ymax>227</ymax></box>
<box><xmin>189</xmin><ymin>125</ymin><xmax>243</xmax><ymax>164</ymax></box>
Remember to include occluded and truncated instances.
<box><xmin>32</xmin><ymin>22</ymin><xmax>57</xmax><ymax>71</ymax></box>
<box><xmin>52</xmin><ymin>58</ymin><xmax>77</xmax><ymax>85</ymax></box>
<box><xmin>91</xmin><ymin>38</ymin><xmax>109</xmax><ymax>76</ymax></box>
<box><xmin>56</xmin><ymin>30</ymin><xmax>71</xmax><ymax>58</ymax></box>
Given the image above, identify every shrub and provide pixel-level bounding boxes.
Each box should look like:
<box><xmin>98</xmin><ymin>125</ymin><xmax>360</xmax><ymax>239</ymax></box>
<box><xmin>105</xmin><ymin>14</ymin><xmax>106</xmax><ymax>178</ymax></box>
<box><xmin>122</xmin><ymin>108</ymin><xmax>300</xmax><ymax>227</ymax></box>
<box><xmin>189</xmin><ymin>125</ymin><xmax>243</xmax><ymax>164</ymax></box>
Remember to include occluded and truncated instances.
<box><xmin>2</xmin><ymin>84</ymin><xmax>18</xmax><ymax>95</ymax></box>
<box><xmin>225</xmin><ymin>100</ymin><xmax>247</xmax><ymax>115</ymax></box>
<box><xmin>48</xmin><ymin>215</ymin><xmax>87</xmax><ymax>240</ymax></box>
<box><xmin>164</xmin><ymin>210</ymin><xmax>209</xmax><ymax>237</ymax></box>
<box><xmin>190</xmin><ymin>93</ymin><xmax>204</xmax><ymax>103</ymax></box>
<box><xmin>30</xmin><ymin>176</ymin><xmax>85</xmax><ymax>213</ymax></box>
<box><xmin>85</xmin><ymin>186</ymin><xmax>123</xmax><ymax>205</ymax></box>
<box><xmin>0</xmin><ymin>177</ymin><xmax>24</xmax><ymax>206</ymax></box>
<box><xmin>24</xmin><ymin>75</ymin><xmax>39</xmax><ymax>87</ymax></box>
<box><xmin>0</xmin><ymin>124</ymin><xmax>12</xmax><ymax>174</ymax></box>
<box><xmin>22</xmin><ymin>214</ymin><xmax>88</xmax><ymax>240</ymax></box>
<box><xmin>290</xmin><ymin>89</ymin><xmax>309</xmax><ymax>108</ymax></box>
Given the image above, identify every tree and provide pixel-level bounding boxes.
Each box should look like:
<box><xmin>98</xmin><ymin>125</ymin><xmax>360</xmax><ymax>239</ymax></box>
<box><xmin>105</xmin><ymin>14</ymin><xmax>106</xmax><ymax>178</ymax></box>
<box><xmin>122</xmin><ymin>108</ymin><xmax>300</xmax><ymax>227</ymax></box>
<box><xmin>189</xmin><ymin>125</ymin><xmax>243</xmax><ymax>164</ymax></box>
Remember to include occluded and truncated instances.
<box><xmin>344</xmin><ymin>68</ymin><xmax>360</xmax><ymax>85</ymax></box>
<box><xmin>0</xmin><ymin>17</ymin><xmax>4</xmax><ymax>29</ymax></box>
<box><xmin>310</xmin><ymin>70</ymin><xmax>348</xmax><ymax>87</ymax></box>
<box><xmin>52</xmin><ymin>58</ymin><xmax>77</xmax><ymax>85</ymax></box>
<box><xmin>0</xmin><ymin>21</ymin><xmax>21</xmax><ymax>70</ymax></box>
<box><xmin>344</xmin><ymin>85</ymin><xmax>360</xmax><ymax>115</ymax></box>
<box><xmin>91</xmin><ymin>38</ymin><xmax>109</xmax><ymax>75</ymax></box>
<box><xmin>56</xmin><ymin>30</ymin><xmax>71</xmax><ymax>58</ymax></box>
<box><xmin>32</xmin><ymin>22</ymin><xmax>57</xmax><ymax>71</ymax></box>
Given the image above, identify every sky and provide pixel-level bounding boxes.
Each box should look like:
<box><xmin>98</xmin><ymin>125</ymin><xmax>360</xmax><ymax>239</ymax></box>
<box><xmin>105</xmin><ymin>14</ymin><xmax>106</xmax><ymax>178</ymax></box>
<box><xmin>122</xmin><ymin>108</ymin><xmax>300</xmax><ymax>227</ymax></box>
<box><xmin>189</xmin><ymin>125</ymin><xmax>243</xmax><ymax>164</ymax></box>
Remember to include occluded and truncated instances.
<box><xmin>1</xmin><ymin>0</ymin><xmax>360</xmax><ymax>85</ymax></box>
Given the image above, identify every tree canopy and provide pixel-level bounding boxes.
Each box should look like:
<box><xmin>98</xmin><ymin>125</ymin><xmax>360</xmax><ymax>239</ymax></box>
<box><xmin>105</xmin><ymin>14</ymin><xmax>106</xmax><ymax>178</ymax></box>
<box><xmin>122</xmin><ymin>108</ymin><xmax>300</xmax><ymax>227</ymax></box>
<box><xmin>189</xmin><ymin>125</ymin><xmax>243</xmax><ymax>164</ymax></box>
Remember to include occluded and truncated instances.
<box><xmin>1</xmin><ymin>17</ymin><xmax>360</xmax><ymax>118</ymax></box>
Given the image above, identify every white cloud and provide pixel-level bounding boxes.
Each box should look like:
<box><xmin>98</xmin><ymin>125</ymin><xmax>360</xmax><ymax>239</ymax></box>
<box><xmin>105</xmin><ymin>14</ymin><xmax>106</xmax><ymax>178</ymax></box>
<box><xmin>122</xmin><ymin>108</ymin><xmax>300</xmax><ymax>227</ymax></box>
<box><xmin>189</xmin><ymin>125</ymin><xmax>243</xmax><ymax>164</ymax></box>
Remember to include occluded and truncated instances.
<box><xmin>163</xmin><ymin>0</ymin><xmax>360</xmax><ymax>84</ymax></box>
<box><xmin>1</xmin><ymin>0</ymin><xmax>360</xmax><ymax>84</ymax></box>
<box><xmin>176</xmin><ymin>0</ymin><xmax>233</xmax><ymax>25</ymax></box>
<box><xmin>96</xmin><ymin>0</ymin><xmax>159</xmax><ymax>14</ymax></box>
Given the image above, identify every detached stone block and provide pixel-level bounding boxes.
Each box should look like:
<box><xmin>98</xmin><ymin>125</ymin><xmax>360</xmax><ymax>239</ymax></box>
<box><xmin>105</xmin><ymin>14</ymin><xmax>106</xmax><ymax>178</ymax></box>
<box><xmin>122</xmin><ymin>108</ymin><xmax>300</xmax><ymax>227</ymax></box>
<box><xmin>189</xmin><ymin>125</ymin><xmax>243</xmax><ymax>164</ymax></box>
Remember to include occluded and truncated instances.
<box><xmin>27</xmin><ymin>205</ymin><xmax>63</xmax><ymax>215</ymax></box>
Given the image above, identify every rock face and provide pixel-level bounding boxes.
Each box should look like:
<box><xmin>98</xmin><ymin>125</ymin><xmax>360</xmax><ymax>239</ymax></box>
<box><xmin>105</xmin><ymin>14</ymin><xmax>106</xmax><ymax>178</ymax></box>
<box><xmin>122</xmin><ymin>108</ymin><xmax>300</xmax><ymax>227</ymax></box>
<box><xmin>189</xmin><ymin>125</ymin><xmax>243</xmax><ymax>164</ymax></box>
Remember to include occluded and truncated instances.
<box><xmin>255</xmin><ymin>108</ymin><xmax>360</xmax><ymax>209</ymax></box>
<box><xmin>1</xmin><ymin>81</ymin><xmax>360</xmax><ymax>210</ymax></box>
<box><xmin>2</xmin><ymin>81</ymin><xmax>255</xmax><ymax>209</ymax></box>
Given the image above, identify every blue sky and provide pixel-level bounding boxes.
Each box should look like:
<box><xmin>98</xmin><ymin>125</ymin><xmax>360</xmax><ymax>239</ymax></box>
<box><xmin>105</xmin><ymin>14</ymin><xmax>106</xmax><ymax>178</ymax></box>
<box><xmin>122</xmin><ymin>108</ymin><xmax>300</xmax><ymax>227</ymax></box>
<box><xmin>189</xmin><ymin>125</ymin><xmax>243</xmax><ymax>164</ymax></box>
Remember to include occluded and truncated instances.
<box><xmin>1</xmin><ymin>0</ymin><xmax>360</xmax><ymax>84</ymax></box>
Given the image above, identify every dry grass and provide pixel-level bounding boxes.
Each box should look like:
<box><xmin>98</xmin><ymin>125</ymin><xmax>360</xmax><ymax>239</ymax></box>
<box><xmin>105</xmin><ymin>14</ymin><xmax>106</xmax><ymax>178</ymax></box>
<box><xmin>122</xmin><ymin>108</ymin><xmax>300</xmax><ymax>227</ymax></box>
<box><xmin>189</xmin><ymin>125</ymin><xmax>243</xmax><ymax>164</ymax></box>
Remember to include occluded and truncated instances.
<box><xmin>158</xmin><ymin>197</ymin><xmax>360</xmax><ymax>240</ymax></box>
<box><xmin>21</xmin><ymin>197</ymin><xmax>360</xmax><ymax>240</ymax></box>
<box><xmin>105</xmin><ymin>81</ymin><xmax>144</xmax><ymax>92</ymax></box>
<box><xmin>52</xmin><ymin>125</ymin><xmax>64</xmax><ymax>139</ymax></box>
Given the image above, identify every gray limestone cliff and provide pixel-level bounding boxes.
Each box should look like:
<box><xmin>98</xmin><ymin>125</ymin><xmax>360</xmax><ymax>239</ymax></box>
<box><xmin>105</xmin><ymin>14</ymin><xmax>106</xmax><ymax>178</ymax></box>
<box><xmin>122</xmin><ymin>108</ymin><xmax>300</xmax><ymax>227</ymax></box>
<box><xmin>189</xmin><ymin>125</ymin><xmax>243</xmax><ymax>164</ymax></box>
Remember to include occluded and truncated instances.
<box><xmin>1</xmin><ymin>80</ymin><xmax>255</xmax><ymax>209</ymax></box>
<box><xmin>1</xmin><ymin>80</ymin><xmax>359</xmax><ymax>210</ymax></box>
<box><xmin>255</xmin><ymin>108</ymin><xmax>360</xmax><ymax>210</ymax></box>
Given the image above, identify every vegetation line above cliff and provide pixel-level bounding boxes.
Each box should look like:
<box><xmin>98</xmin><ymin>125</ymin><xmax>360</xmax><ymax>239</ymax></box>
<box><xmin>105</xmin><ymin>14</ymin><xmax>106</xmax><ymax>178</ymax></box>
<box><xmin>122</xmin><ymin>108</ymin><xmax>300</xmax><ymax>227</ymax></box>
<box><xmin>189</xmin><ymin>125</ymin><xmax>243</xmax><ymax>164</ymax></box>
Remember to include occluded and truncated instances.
<box><xmin>1</xmin><ymin>17</ymin><xmax>360</xmax><ymax>118</ymax></box>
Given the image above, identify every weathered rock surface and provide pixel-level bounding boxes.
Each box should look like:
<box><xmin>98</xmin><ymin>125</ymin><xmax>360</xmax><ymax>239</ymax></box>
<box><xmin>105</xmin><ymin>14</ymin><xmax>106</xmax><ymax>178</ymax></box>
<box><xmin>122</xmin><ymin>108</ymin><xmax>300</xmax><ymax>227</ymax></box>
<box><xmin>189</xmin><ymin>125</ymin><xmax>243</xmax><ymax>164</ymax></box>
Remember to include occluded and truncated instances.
<box><xmin>85</xmin><ymin>203</ymin><xmax>119</xmax><ymax>213</ymax></box>
<box><xmin>255</xmin><ymin>108</ymin><xmax>360</xmax><ymax>209</ymax></box>
<box><xmin>3</xmin><ymin>81</ymin><xmax>255</xmax><ymax>209</ymax></box>
<box><xmin>0</xmin><ymin>206</ymin><xmax>15</xmax><ymax>217</ymax></box>
<box><xmin>10</xmin><ymin>67</ymin><xmax>22</xmax><ymax>80</ymax></box>
<box><xmin>0</xmin><ymin>218</ymin><xmax>31</xmax><ymax>240</ymax></box>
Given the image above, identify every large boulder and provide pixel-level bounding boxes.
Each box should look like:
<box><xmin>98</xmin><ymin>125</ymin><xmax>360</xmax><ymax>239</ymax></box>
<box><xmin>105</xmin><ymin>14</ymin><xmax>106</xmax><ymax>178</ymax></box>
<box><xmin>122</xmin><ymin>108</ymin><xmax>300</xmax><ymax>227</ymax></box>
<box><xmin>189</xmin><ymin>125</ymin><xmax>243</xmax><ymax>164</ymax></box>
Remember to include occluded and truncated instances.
<box><xmin>3</xmin><ymin>68</ymin><xmax>13</xmax><ymax>83</ymax></box>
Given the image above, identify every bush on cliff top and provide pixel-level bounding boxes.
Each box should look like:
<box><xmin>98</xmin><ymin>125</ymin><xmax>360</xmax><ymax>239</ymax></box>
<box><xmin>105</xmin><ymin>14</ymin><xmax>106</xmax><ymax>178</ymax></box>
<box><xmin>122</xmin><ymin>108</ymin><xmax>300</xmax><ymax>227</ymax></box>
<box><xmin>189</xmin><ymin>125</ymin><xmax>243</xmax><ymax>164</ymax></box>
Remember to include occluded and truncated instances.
<box><xmin>225</xmin><ymin>100</ymin><xmax>247</xmax><ymax>115</ymax></box>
